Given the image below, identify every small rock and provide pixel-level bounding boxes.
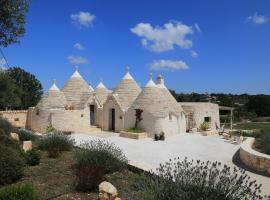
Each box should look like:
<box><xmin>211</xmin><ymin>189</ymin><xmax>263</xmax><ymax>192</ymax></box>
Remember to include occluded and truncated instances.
<box><xmin>99</xmin><ymin>181</ymin><xmax>118</xmax><ymax>200</ymax></box>
<box><xmin>23</xmin><ymin>141</ymin><xmax>32</xmax><ymax>152</ymax></box>
<box><xmin>10</xmin><ymin>132</ymin><xmax>19</xmax><ymax>141</ymax></box>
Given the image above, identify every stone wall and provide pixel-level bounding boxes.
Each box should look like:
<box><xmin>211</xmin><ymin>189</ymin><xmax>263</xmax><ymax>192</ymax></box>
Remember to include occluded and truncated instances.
<box><xmin>124</xmin><ymin>109</ymin><xmax>186</xmax><ymax>137</ymax></box>
<box><xmin>0</xmin><ymin>110</ymin><xmax>28</xmax><ymax>128</ymax></box>
<box><xmin>28</xmin><ymin>107</ymin><xmax>91</xmax><ymax>133</ymax></box>
<box><xmin>179</xmin><ymin>102</ymin><xmax>220</xmax><ymax>131</ymax></box>
<box><xmin>240</xmin><ymin>137</ymin><xmax>270</xmax><ymax>175</ymax></box>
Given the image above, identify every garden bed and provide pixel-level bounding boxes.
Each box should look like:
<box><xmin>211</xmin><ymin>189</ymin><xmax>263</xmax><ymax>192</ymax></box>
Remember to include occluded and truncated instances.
<box><xmin>120</xmin><ymin>131</ymin><xmax>148</xmax><ymax>139</ymax></box>
<box><xmin>3</xmin><ymin>150</ymin><xmax>137</xmax><ymax>200</ymax></box>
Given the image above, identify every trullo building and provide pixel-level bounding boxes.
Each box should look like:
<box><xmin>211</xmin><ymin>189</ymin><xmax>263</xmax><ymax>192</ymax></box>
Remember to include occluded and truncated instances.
<box><xmin>27</xmin><ymin>67</ymin><xmax>220</xmax><ymax>137</ymax></box>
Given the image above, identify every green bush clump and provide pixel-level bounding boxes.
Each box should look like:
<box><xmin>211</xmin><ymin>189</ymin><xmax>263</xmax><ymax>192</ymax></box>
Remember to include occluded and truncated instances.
<box><xmin>0</xmin><ymin>134</ymin><xmax>21</xmax><ymax>153</ymax></box>
<box><xmin>38</xmin><ymin>132</ymin><xmax>74</xmax><ymax>158</ymax></box>
<box><xmin>24</xmin><ymin>149</ymin><xmax>41</xmax><ymax>166</ymax></box>
<box><xmin>0</xmin><ymin>183</ymin><xmax>39</xmax><ymax>200</ymax></box>
<box><xmin>127</xmin><ymin>158</ymin><xmax>267</xmax><ymax>200</ymax></box>
<box><xmin>17</xmin><ymin>129</ymin><xmax>37</xmax><ymax>141</ymax></box>
<box><xmin>45</xmin><ymin>123</ymin><xmax>56</xmax><ymax>133</ymax></box>
<box><xmin>74</xmin><ymin>140</ymin><xmax>127</xmax><ymax>191</ymax></box>
<box><xmin>77</xmin><ymin>140</ymin><xmax>128</xmax><ymax>174</ymax></box>
<box><xmin>256</xmin><ymin>128</ymin><xmax>270</xmax><ymax>155</ymax></box>
<box><xmin>0</xmin><ymin>145</ymin><xmax>25</xmax><ymax>186</ymax></box>
<box><xmin>199</xmin><ymin>122</ymin><xmax>210</xmax><ymax>131</ymax></box>
<box><xmin>0</xmin><ymin>117</ymin><xmax>12</xmax><ymax>135</ymax></box>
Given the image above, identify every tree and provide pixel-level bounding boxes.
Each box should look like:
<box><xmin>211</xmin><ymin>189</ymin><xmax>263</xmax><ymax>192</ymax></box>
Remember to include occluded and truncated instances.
<box><xmin>0</xmin><ymin>0</ymin><xmax>30</xmax><ymax>47</ymax></box>
<box><xmin>7</xmin><ymin>67</ymin><xmax>43</xmax><ymax>109</ymax></box>
<box><xmin>247</xmin><ymin>95</ymin><xmax>270</xmax><ymax>117</ymax></box>
<box><xmin>134</xmin><ymin>109</ymin><xmax>143</xmax><ymax>129</ymax></box>
<box><xmin>0</xmin><ymin>72</ymin><xmax>22</xmax><ymax>109</ymax></box>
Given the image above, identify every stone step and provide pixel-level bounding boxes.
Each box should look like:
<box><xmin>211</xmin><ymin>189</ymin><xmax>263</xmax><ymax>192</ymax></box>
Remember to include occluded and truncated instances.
<box><xmin>89</xmin><ymin>127</ymin><xmax>102</xmax><ymax>132</ymax></box>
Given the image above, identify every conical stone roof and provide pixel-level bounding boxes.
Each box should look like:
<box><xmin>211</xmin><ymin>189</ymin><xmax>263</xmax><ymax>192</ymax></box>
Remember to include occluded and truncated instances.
<box><xmin>62</xmin><ymin>68</ymin><xmax>92</xmax><ymax>109</ymax></box>
<box><xmin>113</xmin><ymin>71</ymin><xmax>141</xmax><ymax>110</ymax></box>
<box><xmin>156</xmin><ymin>75</ymin><xmax>184</xmax><ymax>114</ymax></box>
<box><xmin>95</xmin><ymin>81</ymin><xmax>110</xmax><ymax>105</ymax></box>
<box><xmin>130</xmin><ymin>78</ymin><xmax>171</xmax><ymax>118</ymax></box>
<box><xmin>37</xmin><ymin>81</ymin><xmax>67</xmax><ymax>110</ymax></box>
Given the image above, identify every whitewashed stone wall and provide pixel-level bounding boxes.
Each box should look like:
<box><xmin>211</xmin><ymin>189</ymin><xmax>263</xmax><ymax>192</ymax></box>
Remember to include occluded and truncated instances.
<box><xmin>0</xmin><ymin>110</ymin><xmax>28</xmax><ymax>128</ymax></box>
<box><xmin>179</xmin><ymin>102</ymin><xmax>220</xmax><ymax>130</ymax></box>
<box><xmin>28</xmin><ymin>107</ymin><xmax>91</xmax><ymax>133</ymax></box>
<box><xmin>103</xmin><ymin>99</ymin><xmax>123</xmax><ymax>132</ymax></box>
<box><xmin>240</xmin><ymin>137</ymin><xmax>270</xmax><ymax>175</ymax></box>
<box><xmin>124</xmin><ymin>109</ymin><xmax>185</xmax><ymax>137</ymax></box>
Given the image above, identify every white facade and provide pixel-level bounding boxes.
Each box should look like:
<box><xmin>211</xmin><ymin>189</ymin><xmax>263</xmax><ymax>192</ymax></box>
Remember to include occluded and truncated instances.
<box><xmin>27</xmin><ymin>68</ymin><xmax>219</xmax><ymax>137</ymax></box>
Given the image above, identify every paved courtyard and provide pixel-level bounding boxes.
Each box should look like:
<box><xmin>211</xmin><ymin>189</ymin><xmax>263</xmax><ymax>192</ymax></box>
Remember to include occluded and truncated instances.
<box><xmin>72</xmin><ymin>132</ymin><xmax>270</xmax><ymax>196</ymax></box>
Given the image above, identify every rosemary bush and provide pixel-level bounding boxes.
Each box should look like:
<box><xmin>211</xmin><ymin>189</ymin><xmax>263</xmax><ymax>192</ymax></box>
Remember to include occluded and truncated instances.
<box><xmin>128</xmin><ymin>157</ymin><xmax>267</xmax><ymax>200</ymax></box>
<box><xmin>38</xmin><ymin>132</ymin><xmax>74</xmax><ymax>158</ymax></box>
<box><xmin>77</xmin><ymin>140</ymin><xmax>128</xmax><ymax>174</ymax></box>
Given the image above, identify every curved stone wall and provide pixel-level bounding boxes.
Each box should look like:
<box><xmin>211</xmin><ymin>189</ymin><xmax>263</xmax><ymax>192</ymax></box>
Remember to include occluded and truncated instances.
<box><xmin>239</xmin><ymin>137</ymin><xmax>270</xmax><ymax>175</ymax></box>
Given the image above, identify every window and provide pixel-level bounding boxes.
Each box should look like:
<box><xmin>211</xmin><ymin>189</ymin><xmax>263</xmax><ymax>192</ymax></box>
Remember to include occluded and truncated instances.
<box><xmin>204</xmin><ymin>117</ymin><xmax>211</xmax><ymax>122</ymax></box>
<box><xmin>36</xmin><ymin>109</ymin><xmax>39</xmax><ymax>115</ymax></box>
<box><xmin>169</xmin><ymin>114</ymin><xmax>172</xmax><ymax>121</ymax></box>
<box><xmin>14</xmin><ymin>118</ymin><xmax>19</xmax><ymax>121</ymax></box>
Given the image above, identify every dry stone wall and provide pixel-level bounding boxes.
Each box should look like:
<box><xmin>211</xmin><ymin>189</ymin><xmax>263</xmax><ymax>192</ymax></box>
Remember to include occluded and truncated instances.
<box><xmin>0</xmin><ymin>110</ymin><xmax>28</xmax><ymax>128</ymax></box>
<box><xmin>240</xmin><ymin>137</ymin><xmax>270</xmax><ymax>175</ymax></box>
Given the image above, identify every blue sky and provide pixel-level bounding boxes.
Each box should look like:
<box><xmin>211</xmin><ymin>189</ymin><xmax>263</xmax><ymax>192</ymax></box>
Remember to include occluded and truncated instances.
<box><xmin>1</xmin><ymin>0</ymin><xmax>270</xmax><ymax>94</ymax></box>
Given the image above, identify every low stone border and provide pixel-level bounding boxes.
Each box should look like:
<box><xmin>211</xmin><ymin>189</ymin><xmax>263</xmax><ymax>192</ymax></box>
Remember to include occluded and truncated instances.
<box><xmin>200</xmin><ymin>130</ymin><xmax>218</xmax><ymax>136</ymax></box>
<box><xmin>119</xmin><ymin>131</ymin><xmax>148</xmax><ymax>139</ymax></box>
<box><xmin>239</xmin><ymin>137</ymin><xmax>270</xmax><ymax>175</ymax></box>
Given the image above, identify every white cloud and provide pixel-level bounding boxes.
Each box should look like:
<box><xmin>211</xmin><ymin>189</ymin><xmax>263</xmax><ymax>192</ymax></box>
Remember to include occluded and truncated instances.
<box><xmin>190</xmin><ymin>50</ymin><xmax>198</xmax><ymax>58</ymax></box>
<box><xmin>131</xmin><ymin>21</ymin><xmax>195</xmax><ymax>53</ymax></box>
<box><xmin>74</xmin><ymin>43</ymin><xmax>85</xmax><ymax>50</ymax></box>
<box><xmin>247</xmin><ymin>12</ymin><xmax>268</xmax><ymax>25</ymax></box>
<box><xmin>67</xmin><ymin>55</ymin><xmax>88</xmax><ymax>65</ymax></box>
<box><xmin>71</xmin><ymin>11</ymin><xmax>95</xmax><ymax>28</ymax></box>
<box><xmin>150</xmin><ymin>59</ymin><xmax>189</xmax><ymax>71</ymax></box>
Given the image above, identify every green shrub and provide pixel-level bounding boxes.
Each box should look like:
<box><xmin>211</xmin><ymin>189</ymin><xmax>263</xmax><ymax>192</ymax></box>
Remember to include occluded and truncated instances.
<box><xmin>258</xmin><ymin>129</ymin><xmax>270</xmax><ymax>155</ymax></box>
<box><xmin>77</xmin><ymin>140</ymin><xmax>128</xmax><ymax>174</ymax></box>
<box><xmin>199</xmin><ymin>122</ymin><xmax>210</xmax><ymax>131</ymax></box>
<box><xmin>127</xmin><ymin>158</ymin><xmax>266</xmax><ymax>200</ymax></box>
<box><xmin>24</xmin><ymin>149</ymin><xmax>41</xmax><ymax>166</ymax></box>
<box><xmin>0</xmin><ymin>117</ymin><xmax>12</xmax><ymax>135</ymax></box>
<box><xmin>0</xmin><ymin>134</ymin><xmax>21</xmax><ymax>152</ymax></box>
<box><xmin>38</xmin><ymin>132</ymin><xmax>74</xmax><ymax>158</ymax></box>
<box><xmin>0</xmin><ymin>145</ymin><xmax>25</xmax><ymax>186</ymax></box>
<box><xmin>0</xmin><ymin>184</ymin><xmax>39</xmax><ymax>200</ymax></box>
<box><xmin>45</xmin><ymin>123</ymin><xmax>56</xmax><ymax>133</ymax></box>
<box><xmin>17</xmin><ymin>129</ymin><xmax>37</xmax><ymax>141</ymax></box>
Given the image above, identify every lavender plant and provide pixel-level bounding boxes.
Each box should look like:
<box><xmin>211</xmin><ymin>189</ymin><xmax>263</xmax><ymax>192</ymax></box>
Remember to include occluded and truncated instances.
<box><xmin>128</xmin><ymin>157</ymin><xmax>268</xmax><ymax>200</ymax></box>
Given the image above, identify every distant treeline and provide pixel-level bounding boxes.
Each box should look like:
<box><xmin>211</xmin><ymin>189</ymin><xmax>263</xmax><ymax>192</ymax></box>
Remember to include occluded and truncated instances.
<box><xmin>169</xmin><ymin>90</ymin><xmax>270</xmax><ymax>118</ymax></box>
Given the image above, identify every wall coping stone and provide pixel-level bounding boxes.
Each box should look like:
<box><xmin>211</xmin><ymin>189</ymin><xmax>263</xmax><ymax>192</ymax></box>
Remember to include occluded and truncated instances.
<box><xmin>241</xmin><ymin>137</ymin><xmax>270</xmax><ymax>159</ymax></box>
<box><xmin>240</xmin><ymin>137</ymin><xmax>270</xmax><ymax>175</ymax></box>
